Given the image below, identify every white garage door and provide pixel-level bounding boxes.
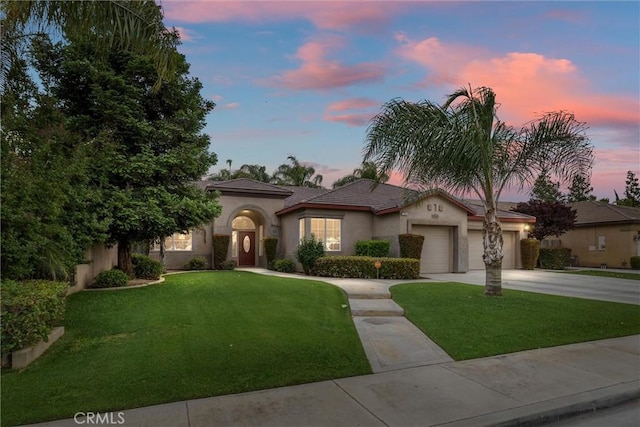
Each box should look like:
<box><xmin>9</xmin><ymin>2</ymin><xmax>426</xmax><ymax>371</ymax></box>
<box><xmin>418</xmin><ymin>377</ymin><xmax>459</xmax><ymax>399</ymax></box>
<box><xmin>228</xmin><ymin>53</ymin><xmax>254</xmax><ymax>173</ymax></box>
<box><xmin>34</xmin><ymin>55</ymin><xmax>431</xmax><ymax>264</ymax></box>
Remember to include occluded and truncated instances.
<box><xmin>415</xmin><ymin>226</ymin><xmax>452</xmax><ymax>273</ymax></box>
<box><xmin>469</xmin><ymin>230</ymin><xmax>516</xmax><ymax>270</ymax></box>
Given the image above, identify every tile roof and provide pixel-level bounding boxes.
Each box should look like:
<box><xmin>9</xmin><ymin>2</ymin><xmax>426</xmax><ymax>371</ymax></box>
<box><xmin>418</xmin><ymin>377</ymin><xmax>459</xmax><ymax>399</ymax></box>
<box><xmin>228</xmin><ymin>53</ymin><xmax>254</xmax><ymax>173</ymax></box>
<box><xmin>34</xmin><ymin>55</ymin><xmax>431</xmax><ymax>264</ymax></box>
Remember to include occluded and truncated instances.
<box><xmin>568</xmin><ymin>200</ymin><xmax>640</xmax><ymax>225</ymax></box>
<box><xmin>464</xmin><ymin>200</ymin><xmax>536</xmax><ymax>221</ymax></box>
<box><xmin>205</xmin><ymin>178</ymin><xmax>293</xmax><ymax>197</ymax></box>
<box><xmin>281</xmin><ymin>186</ymin><xmax>330</xmax><ymax>207</ymax></box>
<box><xmin>294</xmin><ymin>179</ymin><xmax>421</xmax><ymax>212</ymax></box>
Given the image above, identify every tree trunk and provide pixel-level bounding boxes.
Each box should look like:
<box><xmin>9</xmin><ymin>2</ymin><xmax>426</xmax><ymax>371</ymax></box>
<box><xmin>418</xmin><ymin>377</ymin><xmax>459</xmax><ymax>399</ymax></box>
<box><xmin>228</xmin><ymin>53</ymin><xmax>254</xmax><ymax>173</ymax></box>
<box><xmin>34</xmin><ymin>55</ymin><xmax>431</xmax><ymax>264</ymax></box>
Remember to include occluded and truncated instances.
<box><xmin>118</xmin><ymin>239</ymin><xmax>134</xmax><ymax>278</ymax></box>
<box><xmin>483</xmin><ymin>207</ymin><xmax>503</xmax><ymax>296</ymax></box>
<box><xmin>159</xmin><ymin>239</ymin><xmax>166</xmax><ymax>269</ymax></box>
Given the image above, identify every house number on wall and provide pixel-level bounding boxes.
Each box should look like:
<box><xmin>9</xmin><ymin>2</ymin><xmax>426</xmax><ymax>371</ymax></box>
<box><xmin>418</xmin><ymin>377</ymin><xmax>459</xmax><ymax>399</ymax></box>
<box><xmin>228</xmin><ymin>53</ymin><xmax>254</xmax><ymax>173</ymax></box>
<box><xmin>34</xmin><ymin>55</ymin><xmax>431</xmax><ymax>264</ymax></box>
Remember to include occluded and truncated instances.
<box><xmin>427</xmin><ymin>203</ymin><xmax>444</xmax><ymax>212</ymax></box>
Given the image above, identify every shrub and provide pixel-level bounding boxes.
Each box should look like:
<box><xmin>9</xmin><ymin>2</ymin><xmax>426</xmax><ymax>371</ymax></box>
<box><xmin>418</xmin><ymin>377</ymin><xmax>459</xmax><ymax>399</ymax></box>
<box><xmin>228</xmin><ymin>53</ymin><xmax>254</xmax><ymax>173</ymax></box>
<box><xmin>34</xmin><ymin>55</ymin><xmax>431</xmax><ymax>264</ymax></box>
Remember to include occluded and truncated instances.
<box><xmin>520</xmin><ymin>239</ymin><xmax>540</xmax><ymax>270</ymax></box>
<box><xmin>631</xmin><ymin>256</ymin><xmax>640</xmax><ymax>270</ymax></box>
<box><xmin>355</xmin><ymin>240</ymin><xmax>390</xmax><ymax>257</ymax></box>
<box><xmin>1</xmin><ymin>280</ymin><xmax>68</xmax><ymax>357</ymax></box>
<box><xmin>219</xmin><ymin>260</ymin><xmax>236</xmax><ymax>270</ymax></box>
<box><xmin>314</xmin><ymin>256</ymin><xmax>420</xmax><ymax>279</ymax></box>
<box><xmin>295</xmin><ymin>235</ymin><xmax>325</xmax><ymax>275</ymax></box>
<box><xmin>538</xmin><ymin>248</ymin><xmax>572</xmax><ymax>270</ymax></box>
<box><xmin>213</xmin><ymin>234</ymin><xmax>230</xmax><ymax>269</ymax></box>
<box><xmin>264</xmin><ymin>237</ymin><xmax>278</xmax><ymax>265</ymax></box>
<box><xmin>273</xmin><ymin>258</ymin><xmax>295</xmax><ymax>273</ymax></box>
<box><xmin>132</xmin><ymin>253</ymin><xmax>164</xmax><ymax>279</ymax></box>
<box><xmin>183</xmin><ymin>256</ymin><xmax>208</xmax><ymax>270</ymax></box>
<box><xmin>94</xmin><ymin>268</ymin><xmax>129</xmax><ymax>288</ymax></box>
<box><xmin>398</xmin><ymin>234</ymin><xmax>424</xmax><ymax>259</ymax></box>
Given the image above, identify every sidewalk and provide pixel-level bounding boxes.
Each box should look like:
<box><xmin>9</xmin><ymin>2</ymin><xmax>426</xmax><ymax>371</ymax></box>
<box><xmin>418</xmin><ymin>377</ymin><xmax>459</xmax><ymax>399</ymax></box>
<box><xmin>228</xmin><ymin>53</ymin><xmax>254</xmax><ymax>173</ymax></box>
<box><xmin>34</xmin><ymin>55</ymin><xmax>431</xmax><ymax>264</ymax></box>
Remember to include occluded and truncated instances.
<box><xmin>22</xmin><ymin>269</ymin><xmax>640</xmax><ymax>426</ymax></box>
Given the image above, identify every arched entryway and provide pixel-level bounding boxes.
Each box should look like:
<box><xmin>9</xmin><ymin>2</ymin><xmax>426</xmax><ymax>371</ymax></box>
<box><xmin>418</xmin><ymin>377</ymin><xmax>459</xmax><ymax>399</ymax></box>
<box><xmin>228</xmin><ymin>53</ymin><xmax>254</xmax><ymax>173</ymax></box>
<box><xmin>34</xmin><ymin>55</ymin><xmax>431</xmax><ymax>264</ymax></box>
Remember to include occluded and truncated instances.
<box><xmin>230</xmin><ymin>209</ymin><xmax>266</xmax><ymax>267</ymax></box>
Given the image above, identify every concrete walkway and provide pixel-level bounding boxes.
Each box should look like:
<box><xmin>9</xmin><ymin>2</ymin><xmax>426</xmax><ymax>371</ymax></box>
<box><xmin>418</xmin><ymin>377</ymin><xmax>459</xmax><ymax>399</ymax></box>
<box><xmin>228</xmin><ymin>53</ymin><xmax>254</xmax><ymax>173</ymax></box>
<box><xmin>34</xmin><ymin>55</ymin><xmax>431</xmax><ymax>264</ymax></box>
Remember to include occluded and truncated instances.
<box><xmin>22</xmin><ymin>268</ymin><xmax>640</xmax><ymax>427</ymax></box>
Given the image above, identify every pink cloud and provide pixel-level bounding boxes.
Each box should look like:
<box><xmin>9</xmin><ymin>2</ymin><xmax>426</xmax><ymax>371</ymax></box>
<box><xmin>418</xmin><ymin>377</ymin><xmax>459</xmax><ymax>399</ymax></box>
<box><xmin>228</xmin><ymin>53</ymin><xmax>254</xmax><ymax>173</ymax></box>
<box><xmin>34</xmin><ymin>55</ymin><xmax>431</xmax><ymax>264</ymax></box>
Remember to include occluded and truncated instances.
<box><xmin>221</xmin><ymin>102</ymin><xmax>240</xmax><ymax>110</ymax></box>
<box><xmin>324</xmin><ymin>97</ymin><xmax>379</xmax><ymax>126</ymax></box>
<box><xmin>163</xmin><ymin>1</ymin><xmax>408</xmax><ymax>31</ymax></box>
<box><xmin>326</xmin><ymin>97</ymin><xmax>379</xmax><ymax>112</ymax></box>
<box><xmin>395</xmin><ymin>36</ymin><xmax>640</xmax><ymax>129</ymax></box>
<box><xmin>266</xmin><ymin>36</ymin><xmax>385</xmax><ymax>90</ymax></box>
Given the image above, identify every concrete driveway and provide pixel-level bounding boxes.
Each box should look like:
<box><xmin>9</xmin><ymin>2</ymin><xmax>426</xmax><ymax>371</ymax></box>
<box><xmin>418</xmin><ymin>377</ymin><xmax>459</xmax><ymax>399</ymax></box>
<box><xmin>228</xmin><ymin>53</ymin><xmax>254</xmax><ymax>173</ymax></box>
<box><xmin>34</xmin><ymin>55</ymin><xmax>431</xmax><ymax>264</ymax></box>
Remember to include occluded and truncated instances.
<box><xmin>419</xmin><ymin>269</ymin><xmax>640</xmax><ymax>305</ymax></box>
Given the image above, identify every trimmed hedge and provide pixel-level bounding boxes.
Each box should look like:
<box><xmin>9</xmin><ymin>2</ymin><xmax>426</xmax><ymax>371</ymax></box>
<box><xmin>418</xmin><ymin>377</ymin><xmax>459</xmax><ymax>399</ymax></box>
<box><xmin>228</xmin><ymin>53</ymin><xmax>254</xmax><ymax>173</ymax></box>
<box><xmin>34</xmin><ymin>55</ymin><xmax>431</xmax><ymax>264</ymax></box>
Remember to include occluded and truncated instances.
<box><xmin>132</xmin><ymin>253</ymin><xmax>164</xmax><ymax>279</ymax></box>
<box><xmin>631</xmin><ymin>256</ymin><xmax>640</xmax><ymax>270</ymax></box>
<box><xmin>94</xmin><ymin>269</ymin><xmax>129</xmax><ymax>288</ymax></box>
<box><xmin>219</xmin><ymin>260</ymin><xmax>236</xmax><ymax>270</ymax></box>
<box><xmin>273</xmin><ymin>259</ymin><xmax>295</xmax><ymax>273</ymax></box>
<box><xmin>398</xmin><ymin>234</ymin><xmax>424</xmax><ymax>259</ymax></box>
<box><xmin>520</xmin><ymin>239</ymin><xmax>540</xmax><ymax>270</ymax></box>
<box><xmin>264</xmin><ymin>237</ymin><xmax>278</xmax><ymax>265</ymax></box>
<box><xmin>1</xmin><ymin>280</ymin><xmax>68</xmax><ymax>357</ymax></box>
<box><xmin>538</xmin><ymin>248</ymin><xmax>572</xmax><ymax>270</ymax></box>
<box><xmin>314</xmin><ymin>256</ymin><xmax>420</xmax><ymax>279</ymax></box>
<box><xmin>355</xmin><ymin>240</ymin><xmax>390</xmax><ymax>257</ymax></box>
<box><xmin>295</xmin><ymin>235</ymin><xmax>325</xmax><ymax>275</ymax></box>
<box><xmin>213</xmin><ymin>234</ymin><xmax>230</xmax><ymax>269</ymax></box>
<box><xmin>184</xmin><ymin>256</ymin><xmax>208</xmax><ymax>270</ymax></box>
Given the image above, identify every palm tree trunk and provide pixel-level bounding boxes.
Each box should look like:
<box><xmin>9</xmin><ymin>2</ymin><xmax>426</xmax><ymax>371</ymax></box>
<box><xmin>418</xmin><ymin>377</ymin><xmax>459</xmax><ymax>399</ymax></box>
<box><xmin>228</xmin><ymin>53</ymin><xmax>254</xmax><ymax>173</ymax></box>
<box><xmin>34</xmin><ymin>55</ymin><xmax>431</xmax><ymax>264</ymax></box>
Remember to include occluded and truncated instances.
<box><xmin>483</xmin><ymin>207</ymin><xmax>503</xmax><ymax>296</ymax></box>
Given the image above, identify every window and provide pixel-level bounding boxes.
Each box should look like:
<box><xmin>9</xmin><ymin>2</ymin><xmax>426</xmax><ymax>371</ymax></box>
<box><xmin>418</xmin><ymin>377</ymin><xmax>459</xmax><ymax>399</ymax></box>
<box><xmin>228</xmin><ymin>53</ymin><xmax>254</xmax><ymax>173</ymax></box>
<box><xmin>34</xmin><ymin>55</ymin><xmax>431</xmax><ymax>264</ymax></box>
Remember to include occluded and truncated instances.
<box><xmin>310</xmin><ymin>218</ymin><xmax>341</xmax><ymax>251</ymax></box>
<box><xmin>232</xmin><ymin>231</ymin><xmax>238</xmax><ymax>257</ymax></box>
<box><xmin>160</xmin><ymin>232</ymin><xmax>192</xmax><ymax>251</ymax></box>
<box><xmin>299</xmin><ymin>218</ymin><xmax>305</xmax><ymax>242</ymax></box>
<box><xmin>259</xmin><ymin>225</ymin><xmax>264</xmax><ymax>256</ymax></box>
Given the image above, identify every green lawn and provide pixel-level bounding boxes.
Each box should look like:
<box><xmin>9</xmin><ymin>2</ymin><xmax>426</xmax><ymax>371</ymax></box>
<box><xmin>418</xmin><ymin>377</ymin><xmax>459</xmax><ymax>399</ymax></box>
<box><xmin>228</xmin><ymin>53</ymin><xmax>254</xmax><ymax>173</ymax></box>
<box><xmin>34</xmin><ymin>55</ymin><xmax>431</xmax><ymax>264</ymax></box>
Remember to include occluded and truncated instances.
<box><xmin>392</xmin><ymin>282</ymin><xmax>640</xmax><ymax>361</ymax></box>
<box><xmin>1</xmin><ymin>272</ymin><xmax>370</xmax><ymax>427</ymax></box>
<box><xmin>562</xmin><ymin>269</ymin><xmax>640</xmax><ymax>280</ymax></box>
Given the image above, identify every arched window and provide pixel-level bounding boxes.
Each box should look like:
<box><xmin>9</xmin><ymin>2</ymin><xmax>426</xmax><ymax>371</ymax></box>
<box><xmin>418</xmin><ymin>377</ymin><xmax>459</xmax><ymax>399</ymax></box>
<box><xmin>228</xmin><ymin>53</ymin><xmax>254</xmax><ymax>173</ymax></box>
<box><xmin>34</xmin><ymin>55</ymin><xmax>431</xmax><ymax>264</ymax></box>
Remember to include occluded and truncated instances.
<box><xmin>232</xmin><ymin>216</ymin><xmax>255</xmax><ymax>230</ymax></box>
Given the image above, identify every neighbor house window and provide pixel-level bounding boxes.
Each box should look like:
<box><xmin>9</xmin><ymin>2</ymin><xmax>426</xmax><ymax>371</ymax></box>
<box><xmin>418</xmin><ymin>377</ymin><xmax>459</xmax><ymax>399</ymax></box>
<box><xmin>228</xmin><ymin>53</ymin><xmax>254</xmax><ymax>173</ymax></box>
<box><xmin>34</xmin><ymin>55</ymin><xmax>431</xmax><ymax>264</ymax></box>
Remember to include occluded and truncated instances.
<box><xmin>310</xmin><ymin>218</ymin><xmax>341</xmax><ymax>251</ymax></box>
<box><xmin>162</xmin><ymin>232</ymin><xmax>192</xmax><ymax>251</ymax></box>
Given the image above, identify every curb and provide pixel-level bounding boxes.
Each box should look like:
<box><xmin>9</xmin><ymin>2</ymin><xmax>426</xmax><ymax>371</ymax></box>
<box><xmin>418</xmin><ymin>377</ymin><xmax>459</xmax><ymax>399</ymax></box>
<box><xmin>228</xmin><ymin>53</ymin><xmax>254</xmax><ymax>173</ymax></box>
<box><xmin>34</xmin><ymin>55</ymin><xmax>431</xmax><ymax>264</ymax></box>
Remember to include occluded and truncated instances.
<box><xmin>440</xmin><ymin>381</ymin><xmax>640</xmax><ymax>426</ymax></box>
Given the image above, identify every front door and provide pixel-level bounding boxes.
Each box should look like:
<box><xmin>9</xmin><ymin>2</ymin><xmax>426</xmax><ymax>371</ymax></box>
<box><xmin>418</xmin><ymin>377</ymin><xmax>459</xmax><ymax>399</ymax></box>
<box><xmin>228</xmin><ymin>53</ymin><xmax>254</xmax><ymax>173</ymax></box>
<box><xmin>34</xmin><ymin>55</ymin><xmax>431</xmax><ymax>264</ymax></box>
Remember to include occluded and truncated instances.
<box><xmin>238</xmin><ymin>231</ymin><xmax>255</xmax><ymax>266</ymax></box>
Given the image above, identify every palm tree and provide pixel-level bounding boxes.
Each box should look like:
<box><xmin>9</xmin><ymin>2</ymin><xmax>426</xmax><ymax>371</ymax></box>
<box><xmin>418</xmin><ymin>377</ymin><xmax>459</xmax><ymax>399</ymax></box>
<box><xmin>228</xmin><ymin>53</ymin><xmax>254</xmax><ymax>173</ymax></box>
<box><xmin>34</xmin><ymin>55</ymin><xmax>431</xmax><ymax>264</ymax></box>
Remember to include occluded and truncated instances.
<box><xmin>272</xmin><ymin>156</ymin><xmax>324</xmax><ymax>188</ymax></box>
<box><xmin>363</xmin><ymin>86</ymin><xmax>592</xmax><ymax>296</ymax></box>
<box><xmin>1</xmin><ymin>0</ymin><xmax>177</xmax><ymax>91</ymax></box>
<box><xmin>235</xmin><ymin>164</ymin><xmax>271</xmax><ymax>182</ymax></box>
<box><xmin>332</xmin><ymin>161</ymin><xmax>390</xmax><ymax>188</ymax></box>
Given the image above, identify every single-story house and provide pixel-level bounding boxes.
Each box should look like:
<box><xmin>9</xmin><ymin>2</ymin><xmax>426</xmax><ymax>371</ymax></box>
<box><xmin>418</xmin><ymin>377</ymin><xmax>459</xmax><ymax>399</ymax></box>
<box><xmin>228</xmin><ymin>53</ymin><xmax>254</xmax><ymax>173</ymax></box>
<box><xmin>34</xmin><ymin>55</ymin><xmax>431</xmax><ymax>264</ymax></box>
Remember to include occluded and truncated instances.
<box><xmin>553</xmin><ymin>201</ymin><xmax>640</xmax><ymax>268</ymax></box>
<box><xmin>151</xmin><ymin>179</ymin><xmax>536</xmax><ymax>274</ymax></box>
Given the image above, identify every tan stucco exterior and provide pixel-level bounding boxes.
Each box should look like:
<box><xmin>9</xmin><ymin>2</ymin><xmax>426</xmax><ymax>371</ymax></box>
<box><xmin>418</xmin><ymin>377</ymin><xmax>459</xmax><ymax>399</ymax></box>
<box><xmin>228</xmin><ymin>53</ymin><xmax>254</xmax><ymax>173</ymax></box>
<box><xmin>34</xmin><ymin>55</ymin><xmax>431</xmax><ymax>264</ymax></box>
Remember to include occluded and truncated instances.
<box><xmin>152</xmin><ymin>180</ymin><xmax>534</xmax><ymax>273</ymax></box>
<box><xmin>558</xmin><ymin>224</ymin><xmax>640</xmax><ymax>268</ymax></box>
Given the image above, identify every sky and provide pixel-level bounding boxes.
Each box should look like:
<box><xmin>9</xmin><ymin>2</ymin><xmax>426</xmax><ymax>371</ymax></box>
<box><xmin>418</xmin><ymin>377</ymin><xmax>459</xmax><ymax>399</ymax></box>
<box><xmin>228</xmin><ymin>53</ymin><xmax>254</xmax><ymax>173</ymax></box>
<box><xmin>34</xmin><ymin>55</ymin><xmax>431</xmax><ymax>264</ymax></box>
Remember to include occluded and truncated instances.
<box><xmin>161</xmin><ymin>0</ymin><xmax>640</xmax><ymax>201</ymax></box>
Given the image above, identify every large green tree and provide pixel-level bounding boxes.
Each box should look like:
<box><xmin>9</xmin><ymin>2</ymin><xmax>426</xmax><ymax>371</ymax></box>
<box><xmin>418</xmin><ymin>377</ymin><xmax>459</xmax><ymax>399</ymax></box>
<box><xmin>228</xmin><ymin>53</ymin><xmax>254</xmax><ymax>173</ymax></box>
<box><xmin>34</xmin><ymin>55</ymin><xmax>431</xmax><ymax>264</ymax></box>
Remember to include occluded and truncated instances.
<box><xmin>47</xmin><ymin>37</ymin><xmax>220</xmax><ymax>276</ymax></box>
<box><xmin>566</xmin><ymin>173</ymin><xmax>594</xmax><ymax>202</ymax></box>
<box><xmin>1</xmin><ymin>47</ymin><xmax>107</xmax><ymax>279</ymax></box>
<box><xmin>530</xmin><ymin>172</ymin><xmax>565</xmax><ymax>203</ymax></box>
<box><xmin>615</xmin><ymin>171</ymin><xmax>640</xmax><ymax>207</ymax></box>
<box><xmin>363</xmin><ymin>86</ymin><xmax>593</xmax><ymax>296</ymax></box>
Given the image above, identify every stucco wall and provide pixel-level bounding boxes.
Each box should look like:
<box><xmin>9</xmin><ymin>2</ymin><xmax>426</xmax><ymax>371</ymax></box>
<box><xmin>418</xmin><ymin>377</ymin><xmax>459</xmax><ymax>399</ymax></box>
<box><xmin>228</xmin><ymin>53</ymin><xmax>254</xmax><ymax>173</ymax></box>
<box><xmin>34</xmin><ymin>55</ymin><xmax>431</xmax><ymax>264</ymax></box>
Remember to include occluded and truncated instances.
<box><xmin>71</xmin><ymin>244</ymin><xmax>118</xmax><ymax>293</ymax></box>
<box><xmin>559</xmin><ymin>224</ymin><xmax>640</xmax><ymax>268</ymax></box>
<box><xmin>279</xmin><ymin>209</ymin><xmax>375</xmax><ymax>261</ymax></box>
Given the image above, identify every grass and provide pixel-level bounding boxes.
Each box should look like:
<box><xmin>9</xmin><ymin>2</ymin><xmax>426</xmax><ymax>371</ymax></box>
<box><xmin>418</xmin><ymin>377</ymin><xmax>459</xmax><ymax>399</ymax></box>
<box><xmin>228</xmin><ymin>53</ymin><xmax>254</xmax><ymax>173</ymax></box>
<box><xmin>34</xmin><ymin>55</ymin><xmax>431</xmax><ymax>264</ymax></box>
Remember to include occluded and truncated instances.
<box><xmin>392</xmin><ymin>282</ymin><xmax>640</xmax><ymax>361</ymax></box>
<box><xmin>562</xmin><ymin>269</ymin><xmax>640</xmax><ymax>280</ymax></box>
<box><xmin>1</xmin><ymin>272</ymin><xmax>370</xmax><ymax>427</ymax></box>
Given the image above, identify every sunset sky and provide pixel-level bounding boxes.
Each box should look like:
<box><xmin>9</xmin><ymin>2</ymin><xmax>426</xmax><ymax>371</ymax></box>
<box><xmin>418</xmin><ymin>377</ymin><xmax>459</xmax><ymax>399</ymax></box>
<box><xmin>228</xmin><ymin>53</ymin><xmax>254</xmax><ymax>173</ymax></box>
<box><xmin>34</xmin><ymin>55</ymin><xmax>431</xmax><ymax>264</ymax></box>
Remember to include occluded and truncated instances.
<box><xmin>162</xmin><ymin>0</ymin><xmax>639</xmax><ymax>201</ymax></box>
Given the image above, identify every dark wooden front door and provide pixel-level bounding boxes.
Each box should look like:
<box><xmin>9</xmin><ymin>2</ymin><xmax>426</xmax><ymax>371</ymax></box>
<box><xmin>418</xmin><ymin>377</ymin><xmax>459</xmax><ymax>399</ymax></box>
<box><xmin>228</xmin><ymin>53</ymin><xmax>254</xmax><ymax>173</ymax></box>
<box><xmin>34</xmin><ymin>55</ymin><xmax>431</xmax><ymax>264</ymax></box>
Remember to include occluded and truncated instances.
<box><xmin>238</xmin><ymin>231</ymin><xmax>256</xmax><ymax>266</ymax></box>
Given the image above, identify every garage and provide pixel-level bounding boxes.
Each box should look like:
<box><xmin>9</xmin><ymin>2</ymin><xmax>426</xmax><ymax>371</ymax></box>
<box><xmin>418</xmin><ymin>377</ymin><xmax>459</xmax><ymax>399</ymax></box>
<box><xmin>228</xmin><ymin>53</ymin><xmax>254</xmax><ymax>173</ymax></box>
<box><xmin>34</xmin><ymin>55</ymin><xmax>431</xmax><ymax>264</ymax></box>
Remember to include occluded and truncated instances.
<box><xmin>468</xmin><ymin>230</ymin><xmax>517</xmax><ymax>270</ymax></box>
<box><xmin>415</xmin><ymin>226</ymin><xmax>452</xmax><ymax>273</ymax></box>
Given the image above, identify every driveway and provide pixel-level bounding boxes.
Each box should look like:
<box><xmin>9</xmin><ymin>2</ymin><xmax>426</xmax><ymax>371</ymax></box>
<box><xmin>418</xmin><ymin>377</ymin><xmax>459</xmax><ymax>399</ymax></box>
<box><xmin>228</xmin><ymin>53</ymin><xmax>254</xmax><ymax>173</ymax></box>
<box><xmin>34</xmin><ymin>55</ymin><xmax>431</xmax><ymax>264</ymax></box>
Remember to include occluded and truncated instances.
<box><xmin>420</xmin><ymin>269</ymin><xmax>640</xmax><ymax>305</ymax></box>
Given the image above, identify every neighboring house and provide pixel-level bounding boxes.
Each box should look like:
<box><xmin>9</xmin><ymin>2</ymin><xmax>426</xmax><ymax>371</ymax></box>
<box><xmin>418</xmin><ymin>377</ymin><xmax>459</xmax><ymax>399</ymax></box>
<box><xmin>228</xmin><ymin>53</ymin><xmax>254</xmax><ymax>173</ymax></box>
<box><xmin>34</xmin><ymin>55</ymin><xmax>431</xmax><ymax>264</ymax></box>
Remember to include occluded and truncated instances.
<box><xmin>556</xmin><ymin>201</ymin><xmax>640</xmax><ymax>268</ymax></box>
<box><xmin>151</xmin><ymin>179</ymin><xmax>535</xmax><ymax>275</ymax></box>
